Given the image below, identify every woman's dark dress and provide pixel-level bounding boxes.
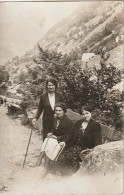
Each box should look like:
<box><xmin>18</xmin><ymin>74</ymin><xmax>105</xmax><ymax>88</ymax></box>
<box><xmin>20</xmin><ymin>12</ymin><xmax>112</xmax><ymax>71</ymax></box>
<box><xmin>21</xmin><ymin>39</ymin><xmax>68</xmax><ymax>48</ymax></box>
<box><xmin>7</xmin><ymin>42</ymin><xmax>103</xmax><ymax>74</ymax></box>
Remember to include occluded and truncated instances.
<box><xmin>47</xmin><ymin>114</ymin><xmax>74</xmax><ymax>174</ymax></box>
<box><xmin>35</xmin><ymin>91</ymin><xmax>64</xmax><ymax>140</ymax></box>
<box><xmin>56</xmin><ymin>119</ymin><xmax>102</xmax><ymax>175</ymax></box>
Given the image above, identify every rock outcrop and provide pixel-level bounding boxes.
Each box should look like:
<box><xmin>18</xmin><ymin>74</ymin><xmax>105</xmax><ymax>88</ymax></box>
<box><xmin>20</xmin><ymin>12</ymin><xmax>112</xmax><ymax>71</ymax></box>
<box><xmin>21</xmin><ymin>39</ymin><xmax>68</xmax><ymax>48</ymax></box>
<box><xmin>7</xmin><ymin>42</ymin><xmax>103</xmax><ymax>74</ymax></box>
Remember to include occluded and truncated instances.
<box><xmin>77</xmin><ymin>140</ymin><xmax>123</xmax><ymax>175</ymax></box>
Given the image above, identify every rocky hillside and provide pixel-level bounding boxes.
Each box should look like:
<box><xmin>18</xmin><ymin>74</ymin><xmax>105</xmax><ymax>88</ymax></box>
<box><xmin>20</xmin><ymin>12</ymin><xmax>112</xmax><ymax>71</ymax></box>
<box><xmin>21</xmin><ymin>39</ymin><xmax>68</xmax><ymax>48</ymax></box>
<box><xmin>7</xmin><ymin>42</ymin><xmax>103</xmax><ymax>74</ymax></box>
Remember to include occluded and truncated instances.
<box><xmin>36</xmin><ymin>1</ymin><xmax>123</xmax><ymax>55</ymax></box>
<box><xmin>4</xmin><ymin>1</ymin><xmax>123</xmax><ymax>81</ymax></box>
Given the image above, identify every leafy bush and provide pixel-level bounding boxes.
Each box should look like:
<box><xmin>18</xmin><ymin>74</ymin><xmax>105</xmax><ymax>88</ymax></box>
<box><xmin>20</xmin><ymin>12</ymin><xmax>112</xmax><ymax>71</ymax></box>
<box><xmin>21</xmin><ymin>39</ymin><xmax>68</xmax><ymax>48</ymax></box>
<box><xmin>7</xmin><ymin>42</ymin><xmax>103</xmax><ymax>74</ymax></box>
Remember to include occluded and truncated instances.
<box><xmin>18</xmin><ymin>71</ymin><xmax>26</xmax><ymax>82</ymax></box>
<box><xmin>0</xmin><ymin>70</ymin><xmax>9</xmax><ymax>84</ymax></box>
<box><xmin>20</xmin><ymin>46</ymin><xmax>122</xmax><ymax>131</ymax></box>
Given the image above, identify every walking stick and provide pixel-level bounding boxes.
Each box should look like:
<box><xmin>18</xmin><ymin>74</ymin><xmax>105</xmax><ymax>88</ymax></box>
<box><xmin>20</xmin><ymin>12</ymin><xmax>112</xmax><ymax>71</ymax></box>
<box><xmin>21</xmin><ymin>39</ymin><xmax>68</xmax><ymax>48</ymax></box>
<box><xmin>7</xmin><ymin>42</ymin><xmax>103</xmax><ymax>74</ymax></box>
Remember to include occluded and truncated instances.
<box><xmin>22</xmin><ymin>128</ymin><xmax>33</xmax><ymax>169</ymax></box>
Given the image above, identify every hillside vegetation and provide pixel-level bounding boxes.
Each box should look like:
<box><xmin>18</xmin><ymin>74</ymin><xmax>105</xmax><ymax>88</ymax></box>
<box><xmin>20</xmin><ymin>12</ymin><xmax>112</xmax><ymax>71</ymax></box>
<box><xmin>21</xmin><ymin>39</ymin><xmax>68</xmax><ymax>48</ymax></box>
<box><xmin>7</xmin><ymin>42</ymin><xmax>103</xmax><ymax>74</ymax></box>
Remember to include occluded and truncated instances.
<box><xmin>4</xmin><ymin>1</ymin><xmax>123</xmax><ymax>78</ymax></box>
<box><xmin>36</xmin><ymin>1</ymin><xmax>123</xmax><ymax>56</ymax></box>
<box><xmin>1</xmin><ymin>1</ymin><xmax>123</xmax><ymax>137</ymax></box>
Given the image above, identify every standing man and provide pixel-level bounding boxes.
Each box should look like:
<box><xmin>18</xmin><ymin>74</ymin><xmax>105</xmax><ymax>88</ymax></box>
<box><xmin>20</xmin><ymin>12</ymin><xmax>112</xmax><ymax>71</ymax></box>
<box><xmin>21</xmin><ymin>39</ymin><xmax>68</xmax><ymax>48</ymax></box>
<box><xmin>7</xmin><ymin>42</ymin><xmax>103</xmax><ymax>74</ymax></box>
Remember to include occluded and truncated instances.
<box><xmin>33</xmin><ymin>78</ymin><xmax>64</xmax><ymax>140</ymax></box>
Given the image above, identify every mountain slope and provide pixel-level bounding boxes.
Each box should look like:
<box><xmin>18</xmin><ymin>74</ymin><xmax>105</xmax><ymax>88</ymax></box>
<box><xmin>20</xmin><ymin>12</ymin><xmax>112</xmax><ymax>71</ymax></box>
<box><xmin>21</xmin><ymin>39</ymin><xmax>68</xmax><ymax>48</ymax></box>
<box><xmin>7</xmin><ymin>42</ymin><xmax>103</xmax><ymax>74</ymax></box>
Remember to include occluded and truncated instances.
<box><xmin>4</xmin><ymin>1</ymin><xmax>124</xmax><ymax>79</ymax></box>
<box><xmin>35</xmin><ymin>1</ymin><xmax>123</xmax><ymax>55</ymax></box>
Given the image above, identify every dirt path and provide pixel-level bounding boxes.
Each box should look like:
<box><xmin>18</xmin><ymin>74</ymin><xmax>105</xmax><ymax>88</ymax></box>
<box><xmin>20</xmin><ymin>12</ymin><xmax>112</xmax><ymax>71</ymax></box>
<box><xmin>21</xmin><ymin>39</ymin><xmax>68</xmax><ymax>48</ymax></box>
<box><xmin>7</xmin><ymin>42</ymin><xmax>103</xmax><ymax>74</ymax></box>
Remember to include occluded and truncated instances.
<box><xmin>0</xmin><ymin>105</ymin><xmax>42</xmax><ymax>193</ymax></box>
<box><xmin>0</xmin><ymin>105</ymin><xmax>123</xmax><ymax>195</ymax></box>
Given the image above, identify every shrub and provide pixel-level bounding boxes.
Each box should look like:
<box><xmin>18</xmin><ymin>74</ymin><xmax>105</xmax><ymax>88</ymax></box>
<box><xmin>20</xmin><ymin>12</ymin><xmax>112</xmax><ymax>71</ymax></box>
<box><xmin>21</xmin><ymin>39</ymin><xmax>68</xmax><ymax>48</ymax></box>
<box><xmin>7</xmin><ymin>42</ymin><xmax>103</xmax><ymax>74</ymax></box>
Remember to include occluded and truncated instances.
<box><xmin>17</xmin><ymin>46</ymin><xmax>122</xmax><ymax>131</ymax></box>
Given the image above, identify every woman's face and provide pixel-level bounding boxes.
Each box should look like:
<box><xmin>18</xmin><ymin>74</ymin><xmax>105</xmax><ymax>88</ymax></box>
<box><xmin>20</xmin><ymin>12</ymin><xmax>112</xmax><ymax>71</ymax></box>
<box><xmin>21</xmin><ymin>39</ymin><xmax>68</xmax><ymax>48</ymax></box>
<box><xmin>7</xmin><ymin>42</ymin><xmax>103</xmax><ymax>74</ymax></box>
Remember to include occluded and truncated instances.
<box><xmin>55</xmin><ymin>106</ymin><xmax>64</xmax><ymax>119</ymax></box>
<box><xmin>47</xmin><ymin>81</ymin><xmax>56</xmax><ymax>93</ymax></box>
<box><xmin>81</xmin><ymin>110</ymin><xmax>92</xmax><ymax>122</ymax></box>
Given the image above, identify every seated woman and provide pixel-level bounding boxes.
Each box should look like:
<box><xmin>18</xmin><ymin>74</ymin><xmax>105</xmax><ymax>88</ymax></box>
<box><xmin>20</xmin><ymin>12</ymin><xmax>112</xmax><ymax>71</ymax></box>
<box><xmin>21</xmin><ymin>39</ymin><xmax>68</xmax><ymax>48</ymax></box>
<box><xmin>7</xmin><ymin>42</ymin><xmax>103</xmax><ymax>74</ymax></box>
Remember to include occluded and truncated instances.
<box><xmin>57</xmin><ymin>105</ymin><xmax>102</xmax><ymax>175</ymax></box>
<box><xmin>40</xmin><ymin>102</ymin><xmax>74</xmax><ymax>174</ymax></box>
<box><xmin>47</xmin><ymin>102</ymin><xmax>74</xmax><ymax>146</ymax></box>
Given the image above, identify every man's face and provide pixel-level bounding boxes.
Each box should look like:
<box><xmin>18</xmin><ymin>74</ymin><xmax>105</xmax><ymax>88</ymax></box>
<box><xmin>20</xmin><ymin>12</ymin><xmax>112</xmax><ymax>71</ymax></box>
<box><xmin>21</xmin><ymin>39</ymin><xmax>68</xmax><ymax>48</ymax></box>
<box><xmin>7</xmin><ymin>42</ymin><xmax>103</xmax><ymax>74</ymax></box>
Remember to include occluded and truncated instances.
<box><xmin>81</xmin><ymin>110</ymin><xmax>91</xmax><ymax>122</ymax></box>
<box><xmin>47</xmin><ymin>82</ymin><xmax>55</xmax><ymax>93</ymax></box>
<box><xmin>55</xmin><ymin>107</ymin><xmax>64</xmax><ymax>118</ymax></box>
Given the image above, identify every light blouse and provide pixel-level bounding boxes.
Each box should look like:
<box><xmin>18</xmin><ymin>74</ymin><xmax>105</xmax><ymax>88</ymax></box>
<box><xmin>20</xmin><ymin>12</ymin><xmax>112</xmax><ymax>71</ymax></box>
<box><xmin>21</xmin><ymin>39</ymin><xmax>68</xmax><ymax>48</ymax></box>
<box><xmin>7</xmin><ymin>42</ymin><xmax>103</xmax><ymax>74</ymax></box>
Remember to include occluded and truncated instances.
<box><xmin>48</xmin><ymin>93</ymin><xmax>55</xmax><ymax>111</ymax></box>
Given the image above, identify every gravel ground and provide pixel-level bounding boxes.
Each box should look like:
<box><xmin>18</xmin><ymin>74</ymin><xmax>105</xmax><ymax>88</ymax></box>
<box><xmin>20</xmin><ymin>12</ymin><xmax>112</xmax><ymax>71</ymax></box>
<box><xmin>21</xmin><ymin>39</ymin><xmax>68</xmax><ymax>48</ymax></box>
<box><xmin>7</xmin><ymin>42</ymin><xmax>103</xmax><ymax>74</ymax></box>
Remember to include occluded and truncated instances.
<box><xmin>0</xmin><ymin>105</ymin><xmax>123</xmax><ymax>195</ymax></box>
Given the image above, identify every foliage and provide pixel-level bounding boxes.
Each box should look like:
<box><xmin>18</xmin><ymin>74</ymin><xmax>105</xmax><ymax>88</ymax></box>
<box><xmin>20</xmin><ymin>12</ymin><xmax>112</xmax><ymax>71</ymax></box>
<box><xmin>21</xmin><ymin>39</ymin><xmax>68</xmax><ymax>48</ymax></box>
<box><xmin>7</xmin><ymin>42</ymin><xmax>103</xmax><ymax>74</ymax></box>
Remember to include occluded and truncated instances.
<box><xmin>37</xmin><ymin>2</ymin><xmax>123</xmax><ymax>58</ymax></box>
<box><xmin>0</xmin><ymin>71</ymin><xmax>4</xmax><ymax>84</ymax></box>
<box><xmin>0</xmin><ymin>69</ymin><xmax>9</xmax><ymax>84</ymax></box>
<box><xmin>3</xmin><ymin>2</ymin><xmax>123</xmax><ymax>134</ymax></box>
<box><xmin>0</xmin><ymin>68</ymin><xmax>9</xmax><ymax>95</ymax></box>
<box><xmin>19</xmin><ymin>46</ymin><xmax>122</xmax><ymax>131</ymax></box>
<box><xmin>17</xmin><ymin>71</ymin><xmax>26</xmax><ymax>82</ymax></box>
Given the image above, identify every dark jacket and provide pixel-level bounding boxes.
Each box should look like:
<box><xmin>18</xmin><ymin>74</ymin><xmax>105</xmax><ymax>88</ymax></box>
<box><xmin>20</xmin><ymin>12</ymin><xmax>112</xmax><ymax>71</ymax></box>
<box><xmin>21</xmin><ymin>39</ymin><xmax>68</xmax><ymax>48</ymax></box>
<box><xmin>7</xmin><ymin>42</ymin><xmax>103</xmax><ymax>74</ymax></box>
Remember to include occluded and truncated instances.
<box><xmin>35</xmin><ymin>91</ymin><xmax>64</xmax><ymax>140</ymax></box>
<box><xmin>72</xmin><ymin>119</ymin><xmax>102</xmax><ymax>150</ymax></box>
<box><xmin>52</xmin><ymin>114</ymin><xmax>74</xmax><ymax>146</ymax></box>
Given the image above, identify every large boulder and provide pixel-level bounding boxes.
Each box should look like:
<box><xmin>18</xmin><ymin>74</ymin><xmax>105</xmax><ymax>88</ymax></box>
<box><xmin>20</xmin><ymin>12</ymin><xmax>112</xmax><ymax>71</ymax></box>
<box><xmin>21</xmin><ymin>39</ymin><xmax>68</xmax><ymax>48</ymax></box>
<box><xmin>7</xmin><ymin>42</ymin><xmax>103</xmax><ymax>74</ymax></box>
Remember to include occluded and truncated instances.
<box><xmin>78</xmin><ymin>140</ymin><xmax>123</xmax><ymax>175</ymax></box>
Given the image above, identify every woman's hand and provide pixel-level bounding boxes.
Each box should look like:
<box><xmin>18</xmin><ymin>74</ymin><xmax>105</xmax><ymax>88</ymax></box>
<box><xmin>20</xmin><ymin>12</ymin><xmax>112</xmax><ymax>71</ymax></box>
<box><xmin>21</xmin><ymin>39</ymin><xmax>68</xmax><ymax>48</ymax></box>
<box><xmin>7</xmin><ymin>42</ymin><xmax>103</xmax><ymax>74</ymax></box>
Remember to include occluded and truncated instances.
<box><xmin>47</xmin><ymin>133</ymin><xmax>57</xmax><ymax>139</ymax></box>
<box><xmin>32</xmin><ymin>119</ymin><xmax>37</xmax><ymax>126</ymax></box>
<box><xmin>47</xmin><ymin>133</ymin><xmax>53</xmax><ymax>137</ymax></box>
<box><xmin>50</xmin><ymin>135</ymin><xmax>57</xmax><ymax>139</ymax></box>
<box><xmin>59</xmin><ymin>142</ymin><xmax>65</xmax><ymax>147</ymax></box>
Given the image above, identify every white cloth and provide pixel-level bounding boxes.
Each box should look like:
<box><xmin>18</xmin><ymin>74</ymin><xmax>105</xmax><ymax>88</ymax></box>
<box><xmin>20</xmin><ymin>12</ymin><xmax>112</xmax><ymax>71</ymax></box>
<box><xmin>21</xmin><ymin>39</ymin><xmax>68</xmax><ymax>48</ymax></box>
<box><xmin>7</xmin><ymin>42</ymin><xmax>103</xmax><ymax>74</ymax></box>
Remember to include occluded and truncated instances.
<box><xmin>48</xmin><ymin>93</ymin><xmax>55</xmax><ymax>111</ymax></box>
<box><xmin>41</xmin><ymin>138</ymin><xmax>65</xmax><ymax>161</ymax></box>
<box><xmin>81</xmin><ymin>121</ymin><xmax>88</xmax><ymax>133</ymax></box>
<box><xmin>56</xmin><ymin>119</ymin><xmax>60</xmax><ymax>129</ymax></box>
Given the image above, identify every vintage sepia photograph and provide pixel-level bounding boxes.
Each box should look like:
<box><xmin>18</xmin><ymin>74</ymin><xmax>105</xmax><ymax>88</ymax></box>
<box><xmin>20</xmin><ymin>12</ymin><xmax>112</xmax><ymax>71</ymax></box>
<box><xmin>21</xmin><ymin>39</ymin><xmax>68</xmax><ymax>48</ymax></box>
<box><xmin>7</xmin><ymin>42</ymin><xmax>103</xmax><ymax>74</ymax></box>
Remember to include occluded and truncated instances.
<box><xmin>0</xmin><ymin>0</ymin><xmax>123</xmax><ymax>194</ymax></box>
